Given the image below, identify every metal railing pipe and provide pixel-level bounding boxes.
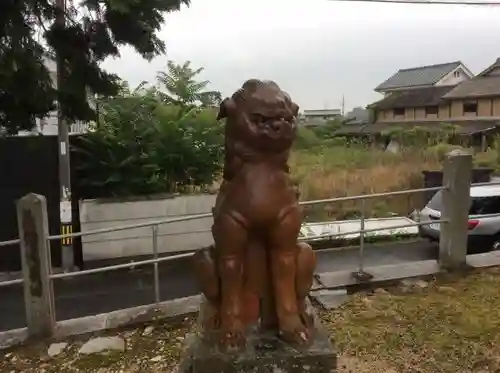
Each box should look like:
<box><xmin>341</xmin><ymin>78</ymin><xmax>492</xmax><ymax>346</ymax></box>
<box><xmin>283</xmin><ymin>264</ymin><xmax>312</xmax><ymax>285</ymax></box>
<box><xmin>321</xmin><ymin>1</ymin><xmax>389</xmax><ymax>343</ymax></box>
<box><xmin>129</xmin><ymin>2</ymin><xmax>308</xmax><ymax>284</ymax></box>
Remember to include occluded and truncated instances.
<box><xmin>0</xmin><ymin>239</ymin><xmax>20</xmax><ymax>247</ymax></box>
<box><xmin>49</xmin><ymin>252</ymin><xmax>194</xmax><ymax>280</ymax></box>
<box><xmin>47</xmin><ymin>185</ymin><xmax>448</xmax><ymax>242</ymax></box>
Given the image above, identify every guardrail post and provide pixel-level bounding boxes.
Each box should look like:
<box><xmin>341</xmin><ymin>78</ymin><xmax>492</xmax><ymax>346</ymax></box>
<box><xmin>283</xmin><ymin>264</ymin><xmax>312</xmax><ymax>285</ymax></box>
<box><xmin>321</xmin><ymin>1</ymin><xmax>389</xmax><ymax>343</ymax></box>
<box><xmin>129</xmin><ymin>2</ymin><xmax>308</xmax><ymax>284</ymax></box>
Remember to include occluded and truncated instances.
<box><xmin>16</xmin><ymin>193</ymin><xmax>56</xmax><ymax>338</ymax></box>
<box><xmin>439</xmin><ymin>149</ymin><xmax>472</xmax><ymax>270</ymax></box>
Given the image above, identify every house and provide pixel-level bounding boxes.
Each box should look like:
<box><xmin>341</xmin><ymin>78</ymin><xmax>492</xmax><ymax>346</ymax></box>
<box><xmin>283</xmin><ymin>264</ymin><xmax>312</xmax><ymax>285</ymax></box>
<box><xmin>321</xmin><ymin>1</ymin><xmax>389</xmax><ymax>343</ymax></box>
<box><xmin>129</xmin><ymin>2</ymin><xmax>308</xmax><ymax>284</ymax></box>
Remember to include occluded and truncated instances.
<box><xmin>374</xmin><ymin>61</ymin><xmax>473</xmax><ymax>96</ymax></box>
<box><xmin>335</xmin><ymin>61</ymin><xmax>474</xmax><ymax>137</ymax></box>
<box><xmin>441</xmin><ymin>58</ymin><xmax>500</xmax><ymax>117</ymax></box>
<box><xmin>344</xmin><ymin>59</ymin><xmax>500</xmax><ymax>148</ymax></box>
<box><xmin>301</xmin><ymin>109</ymin><xmax>342</xmax><ymax>126</ymax></box>
<box><xmin>17</xmin><ymin>56</ymin><xmax>92</xmax><ymax>136</ymax></box>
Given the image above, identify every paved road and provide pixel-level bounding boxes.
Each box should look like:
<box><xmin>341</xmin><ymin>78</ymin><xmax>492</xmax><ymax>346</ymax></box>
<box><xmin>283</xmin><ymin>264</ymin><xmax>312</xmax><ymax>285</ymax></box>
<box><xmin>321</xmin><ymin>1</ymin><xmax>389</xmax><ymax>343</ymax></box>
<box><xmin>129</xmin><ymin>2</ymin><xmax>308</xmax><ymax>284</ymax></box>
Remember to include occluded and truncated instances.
<box><xmin>0</xmin><ymin>239</ymin><xmax>437</xmax><ymax>332</ymax></box>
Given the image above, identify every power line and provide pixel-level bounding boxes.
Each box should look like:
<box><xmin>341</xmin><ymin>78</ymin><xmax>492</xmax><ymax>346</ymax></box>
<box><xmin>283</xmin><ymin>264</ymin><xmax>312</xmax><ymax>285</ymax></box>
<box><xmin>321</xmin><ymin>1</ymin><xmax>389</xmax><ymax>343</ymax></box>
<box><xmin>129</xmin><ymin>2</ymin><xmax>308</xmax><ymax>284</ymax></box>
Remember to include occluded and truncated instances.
<box><xmin>329</xmin><ymin>0</ymin><xmax>500</xmax><ymax>5</ymax></box>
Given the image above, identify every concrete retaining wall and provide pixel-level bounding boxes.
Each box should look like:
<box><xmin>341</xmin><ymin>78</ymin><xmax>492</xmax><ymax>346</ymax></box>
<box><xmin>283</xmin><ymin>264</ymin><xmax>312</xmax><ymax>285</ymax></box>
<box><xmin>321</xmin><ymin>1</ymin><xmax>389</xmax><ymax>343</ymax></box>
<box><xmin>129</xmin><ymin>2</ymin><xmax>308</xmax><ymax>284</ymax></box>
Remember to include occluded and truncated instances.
<box><xmin>79</xmin><ymin>194</ymin><xmax>216</xmax><ymax>261</ymax></box>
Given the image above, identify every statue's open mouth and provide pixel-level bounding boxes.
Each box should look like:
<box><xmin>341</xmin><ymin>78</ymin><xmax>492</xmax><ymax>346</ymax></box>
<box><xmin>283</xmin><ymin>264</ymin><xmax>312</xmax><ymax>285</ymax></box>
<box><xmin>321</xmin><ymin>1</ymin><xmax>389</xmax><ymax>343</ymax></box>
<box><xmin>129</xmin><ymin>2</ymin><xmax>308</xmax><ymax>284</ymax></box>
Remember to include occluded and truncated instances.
<box><xmin>255</xmin><ymin>120</ymin><xmax>293</xmax><ymax>138</ymax></box>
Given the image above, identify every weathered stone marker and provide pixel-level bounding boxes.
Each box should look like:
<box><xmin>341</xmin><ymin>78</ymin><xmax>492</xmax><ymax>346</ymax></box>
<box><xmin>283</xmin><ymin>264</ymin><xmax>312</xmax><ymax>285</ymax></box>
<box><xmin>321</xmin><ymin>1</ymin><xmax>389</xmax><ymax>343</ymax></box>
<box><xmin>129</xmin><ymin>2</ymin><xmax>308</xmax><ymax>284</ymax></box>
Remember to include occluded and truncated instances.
<box><xmin>179</xmin><ymin>80</ymin><xmax>336</xmax><ymax>372</ymax></box>
<box><xmin>17</xmin><ymin>193</ymin><xmax>55</xmax><ymax>338</ymax></box>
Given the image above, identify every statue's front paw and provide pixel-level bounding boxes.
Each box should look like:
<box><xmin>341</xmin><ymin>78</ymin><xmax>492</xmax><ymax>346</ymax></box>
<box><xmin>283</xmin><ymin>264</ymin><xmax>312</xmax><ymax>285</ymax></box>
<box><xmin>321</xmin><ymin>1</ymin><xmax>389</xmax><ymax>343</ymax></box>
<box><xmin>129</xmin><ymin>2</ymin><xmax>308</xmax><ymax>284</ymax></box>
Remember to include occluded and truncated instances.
<box><xmin>279</xmin><ymin>315</ymin><xmax>311</xmax><ymax>345</ymax></box>
<box><xmin>219</xmin><ymin>318</ymin><xmax>246</xmax><ymax>351</ymax></box>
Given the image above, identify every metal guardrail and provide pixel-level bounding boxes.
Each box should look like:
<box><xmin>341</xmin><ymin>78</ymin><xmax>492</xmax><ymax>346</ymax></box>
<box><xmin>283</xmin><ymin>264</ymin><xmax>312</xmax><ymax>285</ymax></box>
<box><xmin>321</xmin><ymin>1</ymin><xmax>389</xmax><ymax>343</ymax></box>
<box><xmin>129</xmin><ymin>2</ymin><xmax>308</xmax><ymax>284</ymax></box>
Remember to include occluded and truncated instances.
<box><xmin>0</xmin><ymin>150</ymin><xmax>486</xmax><ymax>344</ymax></box>
<box><xmin>1</xmin><ymin>178</ymin><xmax>495</xmax><ymax>309</ymax></box>
<box><xmin>47</xmin><ymin>186</ymin><xmax>446</xmax><ymax>242</ymax></box>
<box><xmin>0</xmin><ymin>185</ymin><xmax>450</xmax><ymax>296</ymax></box>
<box><xmin>0</xmin><ymin>239</ymin><xmax>20</xmax><ymax>248</ymax></box>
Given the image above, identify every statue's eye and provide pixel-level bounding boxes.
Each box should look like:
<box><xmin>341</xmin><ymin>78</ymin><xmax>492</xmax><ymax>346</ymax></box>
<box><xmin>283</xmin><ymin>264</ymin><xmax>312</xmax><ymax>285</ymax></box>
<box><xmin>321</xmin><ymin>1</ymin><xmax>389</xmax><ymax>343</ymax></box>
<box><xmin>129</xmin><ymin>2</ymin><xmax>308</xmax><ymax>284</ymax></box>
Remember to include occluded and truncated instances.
<box><xmin>252</xmin><ymin>114</ymin><xmax>265</xmax><ymax>122</ymax></box>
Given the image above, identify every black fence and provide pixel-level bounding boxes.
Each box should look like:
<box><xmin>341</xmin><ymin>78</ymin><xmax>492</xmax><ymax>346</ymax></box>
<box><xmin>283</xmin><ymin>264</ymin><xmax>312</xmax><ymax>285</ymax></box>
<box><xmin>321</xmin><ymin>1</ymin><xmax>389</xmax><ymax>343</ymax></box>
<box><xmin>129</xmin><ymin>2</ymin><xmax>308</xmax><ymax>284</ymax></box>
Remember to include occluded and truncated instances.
<box><xmin>0</xmin><ymin>135</ymin><xmax>84</xmax><ymax>271</ymax></box>
<box><xmin>422</xmin><ymin>168</ymin><xmax>493</xmax><ymax>204</ymax></box>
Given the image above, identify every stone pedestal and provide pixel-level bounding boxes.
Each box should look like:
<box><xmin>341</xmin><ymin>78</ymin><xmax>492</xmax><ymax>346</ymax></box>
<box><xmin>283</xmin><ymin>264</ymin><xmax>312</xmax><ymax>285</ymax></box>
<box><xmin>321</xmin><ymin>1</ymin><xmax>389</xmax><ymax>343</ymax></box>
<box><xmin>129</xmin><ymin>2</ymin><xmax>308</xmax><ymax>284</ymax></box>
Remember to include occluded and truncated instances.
<box><xmin>178</xmin><ymin>318</ymin><xmax>337</xmax><ymax>373</ymax></box>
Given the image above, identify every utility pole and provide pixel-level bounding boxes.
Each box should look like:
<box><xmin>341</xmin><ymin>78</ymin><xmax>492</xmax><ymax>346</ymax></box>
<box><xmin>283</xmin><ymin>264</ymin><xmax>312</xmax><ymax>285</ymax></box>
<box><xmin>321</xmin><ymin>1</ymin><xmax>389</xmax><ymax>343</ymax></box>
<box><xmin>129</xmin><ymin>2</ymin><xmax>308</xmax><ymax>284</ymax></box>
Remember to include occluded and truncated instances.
<box><xmin>341</xmin><ymin>95</ymin><xmax>345</xmax><ymax>116</ymax></box>
<box><xmin>55</xmin><ymin>0</ymin><xmax>74</xmax><ymax>272</ymax></box>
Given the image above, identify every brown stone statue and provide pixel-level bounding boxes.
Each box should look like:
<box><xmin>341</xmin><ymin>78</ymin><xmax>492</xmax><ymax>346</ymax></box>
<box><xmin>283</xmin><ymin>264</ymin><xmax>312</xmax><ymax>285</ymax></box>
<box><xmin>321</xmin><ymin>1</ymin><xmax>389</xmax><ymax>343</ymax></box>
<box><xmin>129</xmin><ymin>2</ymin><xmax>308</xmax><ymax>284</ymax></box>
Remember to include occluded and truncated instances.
<box><xmin>192</xmin><ymin>79</ymin><xmax>316</xmax><ymax>351</ymax></box>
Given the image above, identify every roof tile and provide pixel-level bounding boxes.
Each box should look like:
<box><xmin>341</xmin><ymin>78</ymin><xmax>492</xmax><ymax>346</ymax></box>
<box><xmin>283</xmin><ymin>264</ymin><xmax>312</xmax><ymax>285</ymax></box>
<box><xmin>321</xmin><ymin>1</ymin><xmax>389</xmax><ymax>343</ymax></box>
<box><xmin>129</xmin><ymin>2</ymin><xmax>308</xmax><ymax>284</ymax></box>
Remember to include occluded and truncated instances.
<box><xmin>371</xmin><ymin>86</ymin><xmax>456</xmax><ymax>110</ymax></box>
<box><xmin>442</xmin><ymin>76</ymin><xmax>500</xmax><ymax>99</ymax></box>
<box><xmin>375</xmin><ymin>61</ymin><xmax>462</xmax><ymax>91</ymax></box>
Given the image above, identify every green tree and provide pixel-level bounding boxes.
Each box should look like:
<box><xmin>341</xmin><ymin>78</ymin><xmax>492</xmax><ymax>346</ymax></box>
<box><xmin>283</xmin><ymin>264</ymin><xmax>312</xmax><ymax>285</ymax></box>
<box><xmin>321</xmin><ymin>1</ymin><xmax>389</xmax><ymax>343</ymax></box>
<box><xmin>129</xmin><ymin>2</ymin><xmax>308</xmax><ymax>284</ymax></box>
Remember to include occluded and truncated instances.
<box><xmin>311</xmin><ymin>119</ymin><xmax>343</xmax><ymax>140</ymax></box>
<box><xmin>74</xmin><ymin>86</ymin><xmax>223</xmax><ymax>198</ymax></box>
<box><xmin>198</xmin><ymin>90</ymin><xmax>223</xmax><ymax>108</ymax></box>
<box><xmin>156</xmin><ymin>60</ymin><xmax>222</xmax><ymax>108</ymax></box>
<box><xmin>0</xmin><ymin>0</ymin><xmax>188</xmax><ymax>134</ymax></box>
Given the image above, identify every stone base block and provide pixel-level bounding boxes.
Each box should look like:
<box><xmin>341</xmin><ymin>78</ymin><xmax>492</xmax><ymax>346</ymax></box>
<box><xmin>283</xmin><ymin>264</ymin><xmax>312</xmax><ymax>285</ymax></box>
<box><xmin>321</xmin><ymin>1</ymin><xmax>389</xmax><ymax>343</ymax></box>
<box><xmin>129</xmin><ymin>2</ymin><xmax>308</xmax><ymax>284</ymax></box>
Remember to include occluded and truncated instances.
<box><xmin>178</xmin><ymin>321</ymin><xmax>336</xmax><ymax>373</ymax></box>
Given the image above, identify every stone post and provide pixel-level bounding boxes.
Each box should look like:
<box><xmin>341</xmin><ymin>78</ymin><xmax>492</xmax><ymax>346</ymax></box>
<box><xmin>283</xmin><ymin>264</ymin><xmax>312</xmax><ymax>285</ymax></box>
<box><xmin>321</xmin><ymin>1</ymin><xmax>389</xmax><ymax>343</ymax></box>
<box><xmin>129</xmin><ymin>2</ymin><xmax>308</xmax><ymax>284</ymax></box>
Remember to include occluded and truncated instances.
<box><xmin>438</xmin><ymin>150</ymin><xmax>472</xmax><ymax>270</ymax></box>
<box><xmin>16</xmin><ymin>193</ymin><xmax>56</xmax><ymax>338</ymax></box>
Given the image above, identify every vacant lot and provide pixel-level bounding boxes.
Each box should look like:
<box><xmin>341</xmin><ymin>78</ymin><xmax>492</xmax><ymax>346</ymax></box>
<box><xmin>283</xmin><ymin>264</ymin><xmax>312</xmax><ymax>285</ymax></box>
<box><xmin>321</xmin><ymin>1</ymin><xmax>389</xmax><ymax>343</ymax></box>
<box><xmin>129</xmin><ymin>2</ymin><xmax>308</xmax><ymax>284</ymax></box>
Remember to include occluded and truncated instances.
<box><xmin>2</xmin><ymin>268</ymin><xmax>500</xmax><ymax>373</ymax></box>
<box><xmin>291</xmin><ymin>145</ymin><xmax>441</xmax><ymax>220</ymax></box>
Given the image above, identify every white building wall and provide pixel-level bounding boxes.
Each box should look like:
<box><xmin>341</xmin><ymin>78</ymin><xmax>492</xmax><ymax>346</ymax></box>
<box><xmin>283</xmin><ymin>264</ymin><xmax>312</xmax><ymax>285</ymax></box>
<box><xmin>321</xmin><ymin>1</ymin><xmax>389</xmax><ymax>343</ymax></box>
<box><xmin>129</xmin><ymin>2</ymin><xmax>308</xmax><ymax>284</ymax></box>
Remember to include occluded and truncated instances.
<box><xmin>435</xmin><ymin>66</ymin><xmax>474</xmax><ymax>87</ymax></box>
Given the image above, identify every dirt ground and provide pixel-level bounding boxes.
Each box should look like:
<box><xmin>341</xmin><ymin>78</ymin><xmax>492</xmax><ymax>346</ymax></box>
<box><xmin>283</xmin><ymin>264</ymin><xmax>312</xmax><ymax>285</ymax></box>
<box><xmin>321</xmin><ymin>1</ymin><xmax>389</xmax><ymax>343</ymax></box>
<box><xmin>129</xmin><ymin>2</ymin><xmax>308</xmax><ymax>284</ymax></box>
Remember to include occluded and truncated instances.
<box><xmin>2</xmin><ymin>268</ymin><xmax>500</xmax><ymax>373</ymax></box>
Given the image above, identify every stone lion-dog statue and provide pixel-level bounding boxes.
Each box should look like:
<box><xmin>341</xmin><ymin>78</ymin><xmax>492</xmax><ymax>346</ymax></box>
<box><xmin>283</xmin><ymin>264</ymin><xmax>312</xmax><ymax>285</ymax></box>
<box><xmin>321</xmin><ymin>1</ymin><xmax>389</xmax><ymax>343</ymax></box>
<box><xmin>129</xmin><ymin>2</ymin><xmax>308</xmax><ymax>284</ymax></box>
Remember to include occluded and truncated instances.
<box><xmin>192</xmin><ymin>79</ymin><xmax>316</xmax><ymax>350</ymax></box>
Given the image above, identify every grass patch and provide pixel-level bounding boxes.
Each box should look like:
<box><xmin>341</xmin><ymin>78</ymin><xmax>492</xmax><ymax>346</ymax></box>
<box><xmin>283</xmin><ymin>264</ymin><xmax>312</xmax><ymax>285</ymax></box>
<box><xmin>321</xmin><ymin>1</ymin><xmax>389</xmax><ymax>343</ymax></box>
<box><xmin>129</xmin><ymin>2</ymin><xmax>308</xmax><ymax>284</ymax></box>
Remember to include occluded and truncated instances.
<box><xmin>322</xmin><ymin>267</ymin><xmax>500</xmax><ymax>372</ymax></box>
<box><xmin>3</xmin><ymin>269</ymin><xmax>500</xmax><ymax>372</ymax></box>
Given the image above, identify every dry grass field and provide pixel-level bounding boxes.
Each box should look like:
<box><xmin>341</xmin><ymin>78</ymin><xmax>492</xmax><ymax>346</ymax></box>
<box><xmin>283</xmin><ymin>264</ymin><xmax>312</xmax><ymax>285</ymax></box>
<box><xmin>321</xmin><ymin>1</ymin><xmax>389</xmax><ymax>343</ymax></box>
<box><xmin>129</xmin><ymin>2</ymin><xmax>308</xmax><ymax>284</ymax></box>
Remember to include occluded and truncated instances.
<box><xmin>291</xmin><ymin>146</ymin><xmax>442</xmax><ymax>220</ymax></box>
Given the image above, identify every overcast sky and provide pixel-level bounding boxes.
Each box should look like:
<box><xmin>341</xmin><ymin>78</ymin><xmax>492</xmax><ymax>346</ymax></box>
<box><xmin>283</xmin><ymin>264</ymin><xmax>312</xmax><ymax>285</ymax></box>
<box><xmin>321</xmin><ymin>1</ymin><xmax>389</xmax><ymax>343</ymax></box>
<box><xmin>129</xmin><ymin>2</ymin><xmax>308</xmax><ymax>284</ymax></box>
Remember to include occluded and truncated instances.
<box><xmin>102</xmin><ymin>0</ymin><xmax>500</xmax><ymax>112</ymax></box>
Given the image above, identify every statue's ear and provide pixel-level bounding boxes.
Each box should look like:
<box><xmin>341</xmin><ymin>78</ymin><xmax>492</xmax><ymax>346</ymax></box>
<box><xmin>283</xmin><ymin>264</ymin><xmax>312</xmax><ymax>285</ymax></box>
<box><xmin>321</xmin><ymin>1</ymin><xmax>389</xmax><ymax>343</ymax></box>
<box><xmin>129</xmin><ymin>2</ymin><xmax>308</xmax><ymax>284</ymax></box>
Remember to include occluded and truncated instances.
<box><xmin>217</xmin><ymin>98</ymin><xmax>236</xmax><ymax>120</ymax></box>
<box><xmin>291</xmin><ymin>102</ymin><xmax>299</xmax><ymax>118</ymax></box>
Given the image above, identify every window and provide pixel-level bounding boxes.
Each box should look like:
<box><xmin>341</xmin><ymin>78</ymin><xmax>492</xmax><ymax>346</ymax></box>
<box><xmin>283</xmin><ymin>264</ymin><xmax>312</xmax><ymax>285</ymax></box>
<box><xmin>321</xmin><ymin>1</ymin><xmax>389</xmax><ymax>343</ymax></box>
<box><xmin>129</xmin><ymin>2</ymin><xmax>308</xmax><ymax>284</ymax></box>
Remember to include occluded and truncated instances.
<box><xmin>427</xmin><ymin>192</ymin><xmax>443</xmax><ymax>211</ymax></box>
<box><xmin>469</xmin><ymin>196</ymin><xmax>500</xmax><ymax>215</ymax></box>
<box><xmin>425</xmin><ymin>106</ymin><xmax>439</xmax><ymax>116</ymax></box>
<box><xmin>393</xmin><ymin>108</ymin><xmax>405</xmax><ymax>116</ymax></box>
<box><xmin>453</xmin><ymin>70</ymin><xmax>460</xmax><ymax>78</ymax></box>
<box><xmin>427</xmin><ymin>192</ymin><xmax>500</xmax><ymax>215</ymax></box>
<box><xmin>463</xmin><ymin>101</ymin><xmax>478</xmax><ymax>115</ymax></box>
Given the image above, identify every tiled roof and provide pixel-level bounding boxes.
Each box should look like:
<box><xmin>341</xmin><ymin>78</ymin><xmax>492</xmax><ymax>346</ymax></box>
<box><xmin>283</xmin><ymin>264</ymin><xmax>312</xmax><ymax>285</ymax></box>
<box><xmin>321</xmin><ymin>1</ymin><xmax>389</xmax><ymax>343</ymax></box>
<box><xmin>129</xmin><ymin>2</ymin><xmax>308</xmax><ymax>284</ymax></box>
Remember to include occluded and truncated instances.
<box><xmin>371</xmin><ymin>86</ymin><xmax>456</xmax><ymax>110</ymax></box>
<box><xmin>375</xmin><ymin>61</ymin><xmax>462</xmax><ymax>91</ymax></box>
<box><xmin>442</xmin><ymin>76</ymin><xmax>500</xmax><ymax>99</ymax></box>
<box><xmin>478</xmin><ymin>58</ymin><xmax>500</xmax><ymax>77</ymax></box>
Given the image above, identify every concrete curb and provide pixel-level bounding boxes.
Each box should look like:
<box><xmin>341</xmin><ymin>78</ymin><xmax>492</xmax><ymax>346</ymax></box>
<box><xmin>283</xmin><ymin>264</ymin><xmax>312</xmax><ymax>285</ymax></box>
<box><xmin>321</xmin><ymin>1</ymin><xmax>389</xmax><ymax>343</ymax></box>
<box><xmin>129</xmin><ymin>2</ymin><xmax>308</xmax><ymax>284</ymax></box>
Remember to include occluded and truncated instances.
<box><xmin>311</xmin><ymin>235</ymin><xmax>421</xmax><ymax>253</ymax></box>
<box><xmin>0</xmin><ymin>295</ymin><xmax>202</xmax><ymax>350</ymax></box>
<box><xmin>306</xmin><ymin>234</ymin><xmax>421</xmax><ymax>251</ymax></box>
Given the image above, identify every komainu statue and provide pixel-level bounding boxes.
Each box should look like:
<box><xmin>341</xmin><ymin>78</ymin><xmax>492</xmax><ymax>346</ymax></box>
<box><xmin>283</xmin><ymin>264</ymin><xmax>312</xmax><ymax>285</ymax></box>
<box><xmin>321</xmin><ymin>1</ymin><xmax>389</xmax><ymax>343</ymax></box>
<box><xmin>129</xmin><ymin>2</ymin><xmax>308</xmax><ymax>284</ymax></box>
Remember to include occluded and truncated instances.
<box><xmin>192</xmin><ymin>79</ymin><xmax>316</xmax><ymax>350</ymax></box>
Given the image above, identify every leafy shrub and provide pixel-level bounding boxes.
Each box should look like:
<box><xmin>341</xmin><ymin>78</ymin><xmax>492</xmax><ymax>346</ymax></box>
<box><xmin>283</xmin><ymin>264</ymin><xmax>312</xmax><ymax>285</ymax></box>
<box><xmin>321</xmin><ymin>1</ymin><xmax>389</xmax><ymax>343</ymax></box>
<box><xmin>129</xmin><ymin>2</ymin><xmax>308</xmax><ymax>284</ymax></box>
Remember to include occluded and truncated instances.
<box><xmin>73</xmin><ymin>94</ymin><xmax>223</xmax><ymax>199</ymax></box>
<box><xmin>294</xmin><ymin>126</ymin><xmax>322</xmax><ymax>150</ymax></box>
<box><xmin>426</xmin><ymin>143</ymin><xmax>466</xmax><ymax>161</ymax></box>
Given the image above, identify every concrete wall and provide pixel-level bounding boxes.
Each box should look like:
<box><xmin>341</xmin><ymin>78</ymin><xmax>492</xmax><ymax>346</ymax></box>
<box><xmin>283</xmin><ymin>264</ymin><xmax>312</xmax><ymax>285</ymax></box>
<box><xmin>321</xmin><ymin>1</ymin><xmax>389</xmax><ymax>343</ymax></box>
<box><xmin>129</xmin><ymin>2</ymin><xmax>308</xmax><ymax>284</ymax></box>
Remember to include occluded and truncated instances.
<box><xmin>79</xmin><ymin>194</ymin><xmax>216</xmax><ymax>261</ymax></box>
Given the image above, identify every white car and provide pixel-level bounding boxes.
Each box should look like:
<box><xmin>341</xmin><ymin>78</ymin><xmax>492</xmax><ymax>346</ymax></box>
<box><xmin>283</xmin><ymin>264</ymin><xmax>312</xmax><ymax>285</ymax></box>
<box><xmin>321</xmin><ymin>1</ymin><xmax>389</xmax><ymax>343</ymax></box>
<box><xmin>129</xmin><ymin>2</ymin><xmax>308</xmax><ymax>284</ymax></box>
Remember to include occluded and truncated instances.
<box><xmin>418</xmin><ymin>182</ymin><xmax>500</xmax><ymax>251</ymax></box>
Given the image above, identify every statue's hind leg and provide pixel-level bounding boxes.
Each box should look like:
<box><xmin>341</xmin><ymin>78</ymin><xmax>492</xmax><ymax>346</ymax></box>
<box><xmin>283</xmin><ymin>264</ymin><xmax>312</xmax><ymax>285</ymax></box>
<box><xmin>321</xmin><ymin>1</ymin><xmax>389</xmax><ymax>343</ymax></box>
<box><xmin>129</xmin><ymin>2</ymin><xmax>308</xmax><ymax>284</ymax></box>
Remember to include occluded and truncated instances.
<box><xmin>268</xmin><ymin>205</ymin><xmax>310</xmax><ymax>345</ymax></box>
<box><xmin>295</xmin><ymin>242</ymin><xmax>316</xmax><ymax>327</ymax></box>
<box><xmin>192</xmin><ymin>247</ymin><xmax>220</xmax><ymax>330</ymax></box>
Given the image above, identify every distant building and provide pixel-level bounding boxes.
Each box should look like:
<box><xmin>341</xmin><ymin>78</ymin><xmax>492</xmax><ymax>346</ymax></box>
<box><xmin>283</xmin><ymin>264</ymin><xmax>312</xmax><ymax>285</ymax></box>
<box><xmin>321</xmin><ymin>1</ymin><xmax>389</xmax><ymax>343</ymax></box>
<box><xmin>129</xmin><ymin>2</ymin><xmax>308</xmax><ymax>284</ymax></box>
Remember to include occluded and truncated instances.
<box><xmin>374</xmin><ymin>61</ymin><xmax>473</xmax><ymax>96</ymax></box>
<box><xmin>340</xmin><ymin>59</ymin><xmax>500</xmax><ymax>149</ymax></box>
<box><xmin>301</xmin><ymin>109</ymin><xmax>342</xmax><ymax>126</ymax></box>
<box><xmin>335</xmin><ymin>107</ymin><xmax>370</xmax><ymax>136</ymax></box>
